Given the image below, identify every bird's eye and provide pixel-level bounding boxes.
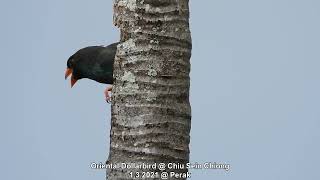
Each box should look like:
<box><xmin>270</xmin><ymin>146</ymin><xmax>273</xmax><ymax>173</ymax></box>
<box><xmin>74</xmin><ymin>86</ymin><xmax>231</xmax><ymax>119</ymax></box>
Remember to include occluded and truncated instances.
<box><xmin>67</xmin><ymin>58</ymin><xmax>74</xmax><ymax>68</ymax></box>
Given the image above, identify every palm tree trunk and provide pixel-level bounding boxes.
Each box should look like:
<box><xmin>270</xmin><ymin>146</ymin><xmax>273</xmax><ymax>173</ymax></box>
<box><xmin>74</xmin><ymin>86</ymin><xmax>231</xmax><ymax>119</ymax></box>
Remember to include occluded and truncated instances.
<box><xmin>107</xmin><ymin>0</ymin><xmax>192</xmax><ymax>179</ymax></box>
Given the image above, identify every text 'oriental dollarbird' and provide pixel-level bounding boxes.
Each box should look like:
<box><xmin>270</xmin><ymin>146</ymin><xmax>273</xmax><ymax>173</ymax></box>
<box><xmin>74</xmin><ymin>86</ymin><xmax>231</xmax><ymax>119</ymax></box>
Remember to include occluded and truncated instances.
<box><xmin>65</xmin><ymin>42</ymin><xmax>118</xmax><ymax>103</ymax></box>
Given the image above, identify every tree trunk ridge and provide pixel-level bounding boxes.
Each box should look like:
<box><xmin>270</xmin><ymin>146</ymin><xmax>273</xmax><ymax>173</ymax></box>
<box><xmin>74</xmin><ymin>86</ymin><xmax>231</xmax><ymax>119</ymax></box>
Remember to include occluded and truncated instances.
<box><xmin>107</xmin><ymin>0</ymin><xmax>191</xmax><ymax>179</ymax></box>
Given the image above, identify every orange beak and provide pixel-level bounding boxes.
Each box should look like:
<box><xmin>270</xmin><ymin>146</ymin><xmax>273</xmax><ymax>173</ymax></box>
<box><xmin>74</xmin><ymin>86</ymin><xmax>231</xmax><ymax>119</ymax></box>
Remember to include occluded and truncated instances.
<box><xmin>71</xmin><ymin>76</ymin><xmax>78</xmax><ymax>88</ymax></box>
<box><xmin>65</xmin><ymin>68</ymin><xmax>72</xmax><ymax>79</ymax></box>
<box><xmin>65</xmin><ymin>68</ymin><xmax>78</xmax><ymax>88</ymax></box>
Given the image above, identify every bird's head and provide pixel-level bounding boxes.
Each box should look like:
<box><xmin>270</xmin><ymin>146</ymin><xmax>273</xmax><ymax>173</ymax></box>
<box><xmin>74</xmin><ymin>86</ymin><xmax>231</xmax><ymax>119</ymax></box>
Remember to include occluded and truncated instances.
<box><xmin>65</xmin><ymin>55</ymin><xmax>83</xmax><ymax>88</ymax></box>
<box><xmin>65</xmin><ymin>45</ymin><xmax>116</xmax><ymax>87</ymax></box>
<box><xmin>65</xmin><ymin>46</ymin><xmax>103</xmax><ymax>87</ymax></box>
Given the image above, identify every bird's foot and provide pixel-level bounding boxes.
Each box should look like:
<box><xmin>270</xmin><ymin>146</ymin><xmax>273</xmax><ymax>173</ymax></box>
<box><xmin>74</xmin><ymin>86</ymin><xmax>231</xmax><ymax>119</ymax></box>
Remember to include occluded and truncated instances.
<box><xmin>106</xmin><ymin>96</ymin><xmax>111</xmax><ymax>103</ymax></box>
<box><xmin>104</xmin><ymin>85</ymin><xmax>113</xmax><ymax>103</ymax></box>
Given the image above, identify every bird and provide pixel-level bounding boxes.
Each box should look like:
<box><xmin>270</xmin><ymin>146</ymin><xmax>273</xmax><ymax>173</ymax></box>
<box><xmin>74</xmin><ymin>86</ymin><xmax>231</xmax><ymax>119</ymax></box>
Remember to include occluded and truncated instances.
<box><xmin>65</xmin><ymin>42</ymin><xmax>118</xmax><ymax>103</ymax></box>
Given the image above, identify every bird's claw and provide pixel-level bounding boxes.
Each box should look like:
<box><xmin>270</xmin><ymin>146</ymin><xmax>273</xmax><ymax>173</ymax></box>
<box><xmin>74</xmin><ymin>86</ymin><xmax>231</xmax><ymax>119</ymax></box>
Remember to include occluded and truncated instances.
<box><xmin>104</xmin><ymin>85</ymin><xmax>113</xmax><ymax>104</ymax></box>
<box><xmin>106</xmin><ymin>97</ymin><xmax>111</xmax><ymax>103</ymax></box>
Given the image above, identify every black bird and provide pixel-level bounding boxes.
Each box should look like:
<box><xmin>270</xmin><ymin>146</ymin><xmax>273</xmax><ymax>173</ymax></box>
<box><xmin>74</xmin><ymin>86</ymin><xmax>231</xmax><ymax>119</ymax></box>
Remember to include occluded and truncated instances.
<box><xmin>65</xmin><ymin>42</ymin><xmax>118</xmax><ymax>102</ymax></box>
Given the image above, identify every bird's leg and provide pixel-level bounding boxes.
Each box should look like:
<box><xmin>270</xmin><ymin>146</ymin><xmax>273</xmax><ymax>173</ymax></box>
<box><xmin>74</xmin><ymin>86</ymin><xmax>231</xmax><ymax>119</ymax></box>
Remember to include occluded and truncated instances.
<box><xmin>104</xmin><ymin>85</ymin><xmax>113</xmax><ymax>103</ymax></box>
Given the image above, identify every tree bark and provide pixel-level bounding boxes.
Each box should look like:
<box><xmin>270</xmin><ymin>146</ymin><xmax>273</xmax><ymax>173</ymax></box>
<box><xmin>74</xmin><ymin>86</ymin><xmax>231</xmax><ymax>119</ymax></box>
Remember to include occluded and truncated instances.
<box><xmin>107</xmin><ymin>0</ymin><xmax>192</xmax><ymax>179</ymax></box>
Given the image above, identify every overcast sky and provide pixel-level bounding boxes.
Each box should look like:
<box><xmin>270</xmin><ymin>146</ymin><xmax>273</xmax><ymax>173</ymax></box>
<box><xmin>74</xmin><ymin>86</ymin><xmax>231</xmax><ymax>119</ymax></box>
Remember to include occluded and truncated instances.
<box><xmin>1</xmin><ymin>0</ymin><xmax>320</xmax><ymax>179</ymax></box>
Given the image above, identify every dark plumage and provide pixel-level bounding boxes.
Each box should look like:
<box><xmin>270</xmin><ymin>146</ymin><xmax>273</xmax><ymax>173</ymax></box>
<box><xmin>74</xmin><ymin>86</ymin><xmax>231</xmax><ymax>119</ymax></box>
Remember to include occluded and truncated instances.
<box><xmin>65</xmin><ymin>42</ymin><xmax>118</xmax><ymax>102</ymax></box>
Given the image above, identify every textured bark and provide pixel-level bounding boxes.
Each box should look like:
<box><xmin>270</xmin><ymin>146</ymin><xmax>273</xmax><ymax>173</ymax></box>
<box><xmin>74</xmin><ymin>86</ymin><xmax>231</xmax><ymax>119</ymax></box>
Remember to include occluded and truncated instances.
<box><xmin>107</xmin><ymin>0</ymin><xmax>192</xmax><ymax>179</ymax></box>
